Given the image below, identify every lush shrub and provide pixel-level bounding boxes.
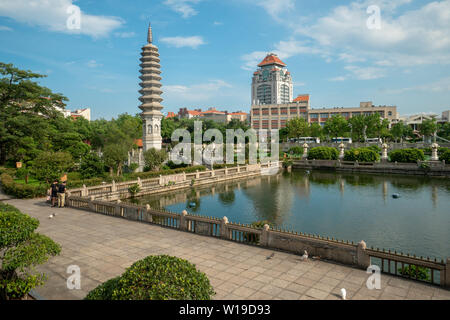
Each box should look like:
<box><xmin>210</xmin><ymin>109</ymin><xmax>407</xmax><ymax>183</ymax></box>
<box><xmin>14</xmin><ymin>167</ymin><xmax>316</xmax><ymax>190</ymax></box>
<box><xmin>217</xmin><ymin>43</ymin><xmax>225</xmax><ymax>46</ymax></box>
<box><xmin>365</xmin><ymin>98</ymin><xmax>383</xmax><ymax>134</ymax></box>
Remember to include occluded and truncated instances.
<box><xmin>0</xmin><ymin>173</ymin><xmax>48</xmax><ymax>198</ymax></box>
<box><xmin>389</xmin><ymin>149</ymin><xmax>425</xmax><ymax>163</ymax></box>
<box><xmin>85</xmin><ymin>255</ymin><xmax>215</xmax><ymax>300</ymax></box>
<box><xmin>79</xmin><ymin>153</ymin><xmax>105</xmax><ymax>179</ymax></box>
<box><xmin>0</xmin><ymin>167</ymin><xmax>17</xmax><ymax>177</ymax></box>
<box><xmin>398</xmin><ymin>265</ymin><xmax>430</xmax><ymax>281</ymax></box>
<box><xmin>308</xmin><ymin>147</ymin><xmax>339</xmax><ymax>160</ymax></box>
<box><xmin>0</xmin><ymin>205</ymin><xmax>61</xmax><ymax>300</ymax></box>
<box><xmin>422</xmin><ymin>147</ymin><xmax>449</xmax><ymax>155</ymax></box>
<box><xmin>288</xmin><ymin>146</ymin><xmax>303</xmax><ymax>156</ymax></box>
<box><xmin>344</xmin><ymin>148</ymin><xmax>380</xmax><ymax>162</ymax></box>
<box><xmin>66</xmin><ymin>172</ymin><xmax>82</xmax><ymax>181</ymax></box>
<box><xmin>367</xmin><ymin>145</ymin><xmax>381</xmax><ymax>154</ymax></box>
<box><xmin>440</xmin><ymin>149</ymin><xmax>450</xmax><ymax>162</ymax></box>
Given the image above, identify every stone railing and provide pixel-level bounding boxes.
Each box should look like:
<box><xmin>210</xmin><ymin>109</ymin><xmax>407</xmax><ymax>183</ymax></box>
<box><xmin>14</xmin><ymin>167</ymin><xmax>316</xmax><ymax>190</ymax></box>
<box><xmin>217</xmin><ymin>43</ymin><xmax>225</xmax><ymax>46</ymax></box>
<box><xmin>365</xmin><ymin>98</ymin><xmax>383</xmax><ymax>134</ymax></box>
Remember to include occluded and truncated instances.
<box><xmin>290</xmin><ymin>159</ymin><xmax>450</xmax><ymax>177</ymax></box>
<box><xmin>282</xmin><ymin>142</ymin><xmax>450</xmax><ymax>152</ymax></box>
<box><xmin>67</xmin><ymin>162</ymin><xmax>280</xmax><ymax>201</ymax></box>
<box><xmin>66</xmin><ymin>195</ymin><xmax>450</xmax><ymax>288</ymax></box>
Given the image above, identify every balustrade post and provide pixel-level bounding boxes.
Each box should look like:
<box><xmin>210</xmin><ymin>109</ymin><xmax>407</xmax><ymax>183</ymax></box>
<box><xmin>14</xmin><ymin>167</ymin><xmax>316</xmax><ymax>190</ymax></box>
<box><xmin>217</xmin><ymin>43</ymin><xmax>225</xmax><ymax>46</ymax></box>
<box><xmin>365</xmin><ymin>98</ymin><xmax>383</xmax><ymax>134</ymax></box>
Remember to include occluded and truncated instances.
<box><xmin>115</xmin><ymin>200</ymin><xmax>121</xmax><ymax>216</ymax></box>
<box><xmin>146</xmin><ymin>204</ymin><xmax>152</xmax><ymax>223</ymax></box>
<box><xmin>81</xmin><ymin>184</ymin><xmax>88</xmax><ymax>197</ymax></box>
<box><xmin>137</xmin><ymin>177</ymin><xmax>142</xmax><ymax>188</ymax></box>
<box><xmin>356</xmin><ymin>240</ymin><xmax>370</xmax><ymax>269</ymax></box>
<box><xmin>88</xmin><ymin>196</ymin><xmax>95</xmax><ymax>211</ymax></box>
<box><xmin>225</xmin><ymin>167</ymin><xmax>228</xmax><ymax>176</ymax></box>
<box><xmin>260</xmin><ymin>224</ymin><xmax>271</xmax><ymax>247</ymax></box>
<box><xmin>180</xmin><ymin>210</ymin><xmax>188</xmax><ymax>231</ymax></box>
<box><xmin>221</xmin><ymin>216</ymin><xmax>229</xmax><ymax>239</ymax></box>
<box><xmin>111</xmin><ymin>180</ymin><xmax>117</xmax><ymax>192</ymax></box>
<box><xmin>237</xmin><ymin>165</ymin><xmax>240</xmax><ymax>173</ymax></box>
<box><xmin>195</xmin><ymin>170</ymin><xmax>200</xmax><ymax>179</ymax></box>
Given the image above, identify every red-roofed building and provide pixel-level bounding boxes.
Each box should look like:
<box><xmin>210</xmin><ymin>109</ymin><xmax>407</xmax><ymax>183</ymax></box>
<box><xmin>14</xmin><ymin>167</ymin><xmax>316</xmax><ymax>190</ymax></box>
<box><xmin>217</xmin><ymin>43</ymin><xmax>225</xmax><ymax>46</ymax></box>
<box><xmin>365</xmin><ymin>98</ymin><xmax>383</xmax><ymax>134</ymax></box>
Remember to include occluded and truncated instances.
<box><xmin>166</xmin><ymin>112</ymin><xmax>177</xmax><ymax>119</ymax></box>
<box><xmin>252</xmin><ymin>53</ymin><xmax>293</xmax><ymax>105</ymax></box>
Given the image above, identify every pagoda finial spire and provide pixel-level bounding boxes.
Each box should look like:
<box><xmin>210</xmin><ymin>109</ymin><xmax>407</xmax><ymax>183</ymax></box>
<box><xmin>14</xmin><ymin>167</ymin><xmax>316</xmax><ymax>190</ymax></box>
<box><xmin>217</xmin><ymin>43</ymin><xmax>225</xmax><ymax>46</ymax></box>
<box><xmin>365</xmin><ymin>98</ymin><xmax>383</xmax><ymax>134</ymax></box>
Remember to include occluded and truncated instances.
<box><xmin>147</xmin><ymin>22</ymin><xmax>152</xmax><ymax>44</ymax></box>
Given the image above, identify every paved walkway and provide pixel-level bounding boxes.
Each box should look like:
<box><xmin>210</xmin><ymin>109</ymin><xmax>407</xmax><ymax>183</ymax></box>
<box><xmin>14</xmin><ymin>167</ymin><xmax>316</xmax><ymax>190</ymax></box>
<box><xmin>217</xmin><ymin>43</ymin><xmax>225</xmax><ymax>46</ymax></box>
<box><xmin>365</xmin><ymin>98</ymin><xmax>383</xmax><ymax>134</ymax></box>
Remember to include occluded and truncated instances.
<box><xmin>4</xmin><ymin>198</ymin><xmax>450</xmax><ymax>300</ymax></box>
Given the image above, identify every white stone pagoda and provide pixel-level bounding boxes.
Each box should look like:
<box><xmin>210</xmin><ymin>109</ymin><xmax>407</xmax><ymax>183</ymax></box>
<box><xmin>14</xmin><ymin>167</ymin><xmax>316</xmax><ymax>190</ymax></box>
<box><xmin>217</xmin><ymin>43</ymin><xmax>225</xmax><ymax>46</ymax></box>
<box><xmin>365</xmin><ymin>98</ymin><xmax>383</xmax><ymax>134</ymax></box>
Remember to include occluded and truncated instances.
<box><xmin>139</xmin><ymin>23</ymin><xmax>163</xmax><ymax>151</ymax></box>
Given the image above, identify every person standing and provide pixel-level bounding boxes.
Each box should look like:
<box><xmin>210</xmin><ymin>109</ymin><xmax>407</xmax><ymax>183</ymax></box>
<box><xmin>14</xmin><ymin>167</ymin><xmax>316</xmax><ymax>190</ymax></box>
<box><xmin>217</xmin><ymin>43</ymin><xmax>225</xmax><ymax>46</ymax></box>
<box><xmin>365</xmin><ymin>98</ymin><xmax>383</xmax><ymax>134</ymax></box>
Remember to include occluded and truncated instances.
<box><xmin>58</xmin><ymin>181</ymin><xmax>67</xmax><ymax>208</ymax></box>
<box><xmin>50</xmin><ymin>180</ymin><xmax>59</xmax><ymax>207</ymax></box>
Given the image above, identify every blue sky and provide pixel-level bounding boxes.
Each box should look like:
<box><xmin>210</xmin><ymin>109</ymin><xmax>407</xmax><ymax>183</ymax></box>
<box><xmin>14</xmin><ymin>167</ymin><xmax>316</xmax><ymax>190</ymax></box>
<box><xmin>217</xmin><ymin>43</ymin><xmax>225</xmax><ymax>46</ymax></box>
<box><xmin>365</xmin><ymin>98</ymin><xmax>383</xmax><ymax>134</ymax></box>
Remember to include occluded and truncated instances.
<box><xmin>0</xmin><ymin>0</ymin><xmax>449</xmax><ymax>120</ymax></box>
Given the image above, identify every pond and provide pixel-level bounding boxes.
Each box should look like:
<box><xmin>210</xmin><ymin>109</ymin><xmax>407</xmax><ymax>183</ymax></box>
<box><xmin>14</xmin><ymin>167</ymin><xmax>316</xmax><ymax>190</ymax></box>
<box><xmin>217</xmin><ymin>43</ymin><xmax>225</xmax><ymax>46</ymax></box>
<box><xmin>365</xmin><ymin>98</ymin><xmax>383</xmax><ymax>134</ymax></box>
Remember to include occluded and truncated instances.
<box><xmin>128</xmin><ymin>170</ymin><xmax>450</xmax><ymax>260</ymax></box>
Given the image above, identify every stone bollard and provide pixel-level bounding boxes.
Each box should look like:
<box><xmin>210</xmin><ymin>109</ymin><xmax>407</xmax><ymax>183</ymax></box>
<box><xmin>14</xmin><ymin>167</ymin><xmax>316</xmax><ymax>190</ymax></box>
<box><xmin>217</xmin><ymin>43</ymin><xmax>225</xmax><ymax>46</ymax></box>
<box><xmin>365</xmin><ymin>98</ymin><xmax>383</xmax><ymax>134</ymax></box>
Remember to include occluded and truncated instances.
<box><xmin>224</xmin><ymin>167</ymin><xmax>228</xmax><ymax>176</ymax></box>
<box><xmin>111</xmin><ymin>180</ymin><xmax>117</xmax><ymax>192</ymax></box>
<box><xmin>339</xmin><ymin>143</ymin><xmax>345</xmax><ymax>160</ymax></box>
<box><xmin>221</xmin><ymin>216</ymin><xmax>229</xmax><ymax>239</ymax></box>
<box><xmin>195</xmin><ymin>170</ymin><xmax>200</xmax><ymax>179</ymax></box>
<box><xmin>237</xmin><ymin>165</ymin><xmax>240</xmax><ymax>173</ymax></box>
<box><xmin>381</xmin><ymin>143</ymin><xmax>388</xmax><ymax>162</ymax></box>
<box><xmin>260</xmin><ymin>224</ymin><xmax>270</xmax><ymax>247</ymax></box>
<box><xmin>356</xmin><ymin>240</ymin><xmax>370</xmax><ymax>269</ymax></box>
<box><xmin>302</xmin><ymin>143</ymin><xmax>309</xmax><ymax>159</ymax></box>
<box><xmin>180</xmin><ymin>210</ymin><xmax>188</xmax><ymax>231</ymax></box>
<box><xmin>431</xmin><ymin>142</ymin><xmax>440</xmax><ymax>161</ymax></box>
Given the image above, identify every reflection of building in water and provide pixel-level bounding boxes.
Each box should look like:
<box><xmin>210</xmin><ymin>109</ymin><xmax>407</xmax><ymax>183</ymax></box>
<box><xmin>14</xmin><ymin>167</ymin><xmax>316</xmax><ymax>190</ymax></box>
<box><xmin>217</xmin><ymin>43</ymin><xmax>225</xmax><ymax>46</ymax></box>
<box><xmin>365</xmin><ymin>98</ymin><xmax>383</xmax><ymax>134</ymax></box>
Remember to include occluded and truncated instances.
<box><xmin>431</xmin><ymin>185</ymin><xmax>438</xmax><ymax>209</ymax></box>
<box><xmin>382</xmin><ymin>180</ymin><xmax>388</xmax><ymax>202</ymax></box>
<box><xmin>158</xmin><ymin>193</ymin><xmax>187</xmax><ymax>208</ymax></box>
<box><xmin>339</xmin><ymin>177</ymin><xmax>345</xmax><ymax>196</ymax></box>
<box><xmin>241</xmin><ymin>174</ymin><xmax>294</xmax><ymax>225</ymax></box>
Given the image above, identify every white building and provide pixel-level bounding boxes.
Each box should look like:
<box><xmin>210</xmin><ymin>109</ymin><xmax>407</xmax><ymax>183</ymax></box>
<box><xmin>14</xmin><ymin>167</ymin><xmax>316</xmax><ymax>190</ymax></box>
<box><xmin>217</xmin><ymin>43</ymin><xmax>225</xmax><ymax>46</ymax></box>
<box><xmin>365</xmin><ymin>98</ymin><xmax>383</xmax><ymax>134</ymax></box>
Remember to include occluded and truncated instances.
<box><xmin>251</xmin><ymin>53</ymin><xmax>293</xmax><ymax>106</ymax></box>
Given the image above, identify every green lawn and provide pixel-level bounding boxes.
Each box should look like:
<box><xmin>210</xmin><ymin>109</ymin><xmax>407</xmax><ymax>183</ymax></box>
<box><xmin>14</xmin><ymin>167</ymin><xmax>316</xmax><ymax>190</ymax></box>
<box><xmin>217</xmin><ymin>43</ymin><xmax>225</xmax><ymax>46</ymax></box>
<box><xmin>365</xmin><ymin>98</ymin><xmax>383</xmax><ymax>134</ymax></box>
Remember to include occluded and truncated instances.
<box><xmin>13</xmin><ymin>178</ymin><xmax>47</xmax><ymax>186</ymax></box>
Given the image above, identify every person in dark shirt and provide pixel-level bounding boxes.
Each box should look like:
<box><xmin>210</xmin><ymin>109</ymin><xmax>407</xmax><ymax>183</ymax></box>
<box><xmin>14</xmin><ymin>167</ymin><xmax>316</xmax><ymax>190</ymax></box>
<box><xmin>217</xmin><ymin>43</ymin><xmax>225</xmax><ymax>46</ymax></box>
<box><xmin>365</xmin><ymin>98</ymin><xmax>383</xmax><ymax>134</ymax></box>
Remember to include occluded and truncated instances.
<box><xmin>50</xmin><ymin>180</ymin><xmax>59</xmax><ymax>207</ymax></box>
<box><xmin>58</xmin><ymin>181</ymin><xmax>67</xmax><ymax>208</ymax></box>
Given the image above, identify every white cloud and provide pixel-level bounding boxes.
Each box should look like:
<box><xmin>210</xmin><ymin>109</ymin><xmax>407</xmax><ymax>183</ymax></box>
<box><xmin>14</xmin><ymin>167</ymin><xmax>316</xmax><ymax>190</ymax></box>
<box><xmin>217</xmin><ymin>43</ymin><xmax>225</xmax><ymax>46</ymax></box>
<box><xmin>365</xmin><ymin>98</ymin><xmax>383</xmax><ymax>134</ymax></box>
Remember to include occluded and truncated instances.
<box><xmin>329</xmin><ymin>76</ymin><xmax>347</xmax><ymax>82</ymax></box>
<box><xmin>86</xmin><ymin>60</ymin><xmax>102</xmax><ymax>68</ymax></box>
<box><xmin>0</xmin><ymin>25</ymin><xmax>12</xmax><ymax>31</ymax></box>
<box><xmin>165</xmin><ymin>80</ymin><xmax>232</xmax><ymax>103</ymax></box>
<box><xmin>344</xmin><ymin>65</ymin><xmax>385</xmax><ymax>80</ymax></box>
<box><xmin>163</xmin><ymin>0</ymin><xmax>202</xmax><ymax>18</ymax></box>
<box><xmin>0</xmin><ymin>0</ymin><xmax>123</xmax><ymax>38</ymax></box>
<box><xmin>114</xmin><ymin>31</ymin><xmax>136</xmax><ymax>38</ymax></box>
<box><xmin>294</xmin><ymin>0</ymin><xmax>450</xmax><ymax>67</ymax></box>
<box><xmin>382</xmin><ymin>77</ymin><xmax>450</xmax><ymax>94</ymax></box>
<box><xmin>213</xmin><ymin>21</ymin><xmax>223</xmax><ymax>26</ymax></box>
<box><xmin>257</xmin><ymin>0</ymin><xmax>295</xmax><ymax>21</ymax></box>
<box><xmin>160</xmin><ymin>36</ymin><xmax>205</xmax><ymax>49</ymax></box>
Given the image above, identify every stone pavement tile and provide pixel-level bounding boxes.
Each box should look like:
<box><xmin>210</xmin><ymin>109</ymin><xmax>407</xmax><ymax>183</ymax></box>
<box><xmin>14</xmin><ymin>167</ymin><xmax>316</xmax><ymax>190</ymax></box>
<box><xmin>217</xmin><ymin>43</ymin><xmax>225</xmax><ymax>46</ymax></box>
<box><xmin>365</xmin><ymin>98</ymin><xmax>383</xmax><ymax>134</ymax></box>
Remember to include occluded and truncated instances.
<box><xmin>325</xmin><ymin>293</ymin><xmax>342</xmax><ymax>300</ymax></box>
<box><xmin>223</xmin><ymin>293</ymin><xmax>245</xmax><ymax>300</ymax></box>
<box><xmin>278</xmin><ymin>273</ymin><xmax>299</xmax><ymax>283</ymax></box>
<box><xmin>248</xmin><ymin>292</ymin><xmax>275</xmax><ymax>300</ymax></box>
<box><xmin>344</xmin><ymin>274</ymin><xmax>367</xmax><ymax>286</ymax></box>
<box><xmin>240</xmin><ymin>269</ymin><xmax>260</xmax><ymax>280</ymax></box>
<box><xmin>432</xmin><ymin>288</ymin><xmax>450</xmax><ymax>299</ymax></box>
<box><xmin>383</xmin><ymin>285</ymin><xmax>408</xmax><ymax>297</ymax></box>
<box><xmin>355</xmin><ymin>287</ymin><xmax>382</xmax><ymax>299</ymax></box>
<box><xmin>227</xmin><ymin>275</ymin><xmax>250</xmax><ymax>286</ymax></box>
<box><xmin>299</xmin><ymin>295</ymin><xmax>318</xmax><ymax>300</ymax></box>
<box><xmin>379</xmin><ymin>293</ymin><xmax>404</xmax><ymax>300</ymax></box>
<box><xmin>406</xmin><ymin>290</ymin><xmax>433</xmax><ymax>300</ymax></box>
<box><xmin>276</xmin><ymin>289</ymin><xmax>301</xmax><ymax>300</ymax></box>
<box><xmin>294</xmin><ymin>276</ymin><xmax>316</xmax><ymax>288</ymax></box>
<box><xmin>304</xmin><ymin>288</ymin><xmax>328</xmax><ymax>300</ymax></box>
<box><xmin>259</xmin><ymin>284</ymin><xmax>284</xmax><ymax>297</ymax></box>
<box><xmin>243</xmin><ymin>280</ymin><xmax>266</xmax><ymax>291</ymax></box>
<box><xmin>351</xmin><ymin>293</ymin><xmax>377</xmax><ymax>300</ymax></box>
<box><xmin>254</xmin><ymin>274</ymin><xmax>274</xmax><ymax>283</ymax></box>
<box><xmin>311</xmin><ymin>281</ymin><xmax>336</xmax><ymax>294</ymax></box>
<box><xmin>319</xmin><ymin>276</ymin><xmax>341</xmax><ymax>288</ymax></box>
<box><xmin>216</xmin><ymin>281</ymin><xmax>241</xmax><ymax>293</ymax></box>
<box><xmin>327</xmin><ymin>271</ymin><xmax>349</xmax><ymax>280</ymax></box>
<box><xmin>301</xmin><ymin>270</ymin><xmax>325</xmax><ymax>281</ymax></box>
<box><xmin>231</xmin><ymin>286</ymin><xmax>257</xmax><ymax>299</ymax></box>
<box><xmin>285</xmin><ymin>283</ymin><xmax>309</xmax><ymax>295</ymax></box>
<box><xmin>387</xmin><ymin>277</ymin><xmax>413</xmax><ymax>290</ymax></box>
<box><xmin>269</xmin><ymin>278</ymin><xmax>291</xmax><ymax>289</ymax></box>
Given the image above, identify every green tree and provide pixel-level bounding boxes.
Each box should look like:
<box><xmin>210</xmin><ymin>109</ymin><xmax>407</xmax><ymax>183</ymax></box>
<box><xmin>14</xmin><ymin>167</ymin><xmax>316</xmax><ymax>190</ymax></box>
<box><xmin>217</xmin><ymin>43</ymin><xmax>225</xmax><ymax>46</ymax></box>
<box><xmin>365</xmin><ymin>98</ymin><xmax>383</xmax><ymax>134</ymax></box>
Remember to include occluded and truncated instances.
<box><xmin>348</xmin><ymin>115</ymin><xmax>367</xmax><ymax>142</ymax></box>
<box><xmin>31</xmin><ymin>151</ymin><xmax>74</xmax><ymax>184</ymax></box>
<box><xmin>0</xmin><ymin>205</ymin><xmax>61</xmax><ymax>300</ymax></box>
<box><xmin>0</xmin><ymin>62</ymin><xmax>67</xmax><ymax>165</ymax></box>
<box><xmin>420</xmin><ymin>118</ymin><xmax>438</xmax><ymax>142</ymax></box>
<box><xmin>79</xmin><ymin>153</ymin><xmax>105</xmax><ymax>179</ymax></box>
<box><xmin>286</xmin><ymin>118</ymin><xmax>309</xmax><ymax>139</ymax></box>
<box><xmin>323</xmin><ymin>115</ymin><xmax>349</xmax><ymax>140</ymax></box>
<box><xmin>102</xmin><ymin>143</ymin><xmax>129</xmax><ymax>176</ymax></box>
<box><xmin>144</xmin><ymin>148</ymin><xmax>168</xmax><ymax>171</ymax></box>
<box><xmin>309</xmin><ymin>123</ymin><xmax>323</xmax><ymax>138</ymax></box>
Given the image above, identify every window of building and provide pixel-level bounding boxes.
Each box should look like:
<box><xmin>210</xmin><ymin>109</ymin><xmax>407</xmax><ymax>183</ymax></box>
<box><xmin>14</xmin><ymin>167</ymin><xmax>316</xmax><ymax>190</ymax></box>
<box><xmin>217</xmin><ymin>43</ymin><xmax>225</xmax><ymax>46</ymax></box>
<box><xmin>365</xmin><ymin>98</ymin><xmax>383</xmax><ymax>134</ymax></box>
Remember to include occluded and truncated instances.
<box><xmin>257</xmin><ymin>85</ymin><xmax>272</xmax><ymax>105</ymax></box>
<box><xmin>280</xmin><ymin>84</ymin><xmax>290</xmax><ymax>104</ymax></box>
<box><xmin>280</xmin><ymin>108</ymin><xmax>288</xmax><ymax>114</ymax></box>
<box><xmin>271</xmin><ymin>108</ymin><xmax>279</xmax><ymax>115</ymax></box>
<box><xmin>388</xmin><ymin>111</ymin><xmax>392</xmax><ymax>116</ymax></box>
<box><xmin>310</xmin><ymin>113</ymin><xmax>318</xmax><ymax>118</ymax></box>
<box><xmin>290</xmin><ymin>107</ymin><xmax>297</xmax><ymax>114</ymax></box>
<box><xmin>320</xmin><ymin>113</ymin><xmax>329</xmax><ymax>118</ymax></box>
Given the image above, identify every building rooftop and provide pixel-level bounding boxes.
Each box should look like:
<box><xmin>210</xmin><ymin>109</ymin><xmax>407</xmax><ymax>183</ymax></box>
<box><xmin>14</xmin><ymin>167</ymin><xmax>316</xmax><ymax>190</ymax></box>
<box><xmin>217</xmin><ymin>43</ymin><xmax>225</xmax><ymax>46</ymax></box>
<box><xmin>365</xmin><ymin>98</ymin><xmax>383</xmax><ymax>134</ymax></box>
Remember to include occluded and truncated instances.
<box><xmin>293</xmin><ymin>94</ymin><xmax>310</xmax><ymax>102</ymax></box>
<box><xmin>257</xmin><ymin>53</ymin><xmax>287</xmax><ymax>67</ymax></box>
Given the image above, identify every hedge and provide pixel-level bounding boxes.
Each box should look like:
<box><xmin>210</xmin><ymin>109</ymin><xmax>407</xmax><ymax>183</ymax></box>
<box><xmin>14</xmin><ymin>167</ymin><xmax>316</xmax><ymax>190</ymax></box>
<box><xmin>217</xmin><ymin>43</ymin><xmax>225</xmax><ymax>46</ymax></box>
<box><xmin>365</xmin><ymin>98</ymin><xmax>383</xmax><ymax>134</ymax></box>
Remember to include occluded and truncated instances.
<box><xmin>440</xmin><ymin>150</ymin><xmax>450</xmax><ymax>163</ymax></box>
<box><xmin>0</xmin><ymin>173</ymin><xmax>48</xmax><ymax>199</ymax></box>
<box><xmin>308</xmin><ymin>147</ymin><xmax>339</xmax><ymax>160</ymax></box>
<box><xmin>85</xmin><ymin>255</ymin><xmax>215</xmax><ymax>300</ymax></box>
<box><xmin>389</xmin><ymin>149</ymin><xmax>425</xmax><ymax>163</ymax></box>
<box><xmin>288</xmin><ymin>146</ymin><xmax>303</xmax><ymax>156</ymax></box>
<box><xmin>344</xmin><ymin>148</ymin><xmax>380</xmax><ymax>162</ymax></box>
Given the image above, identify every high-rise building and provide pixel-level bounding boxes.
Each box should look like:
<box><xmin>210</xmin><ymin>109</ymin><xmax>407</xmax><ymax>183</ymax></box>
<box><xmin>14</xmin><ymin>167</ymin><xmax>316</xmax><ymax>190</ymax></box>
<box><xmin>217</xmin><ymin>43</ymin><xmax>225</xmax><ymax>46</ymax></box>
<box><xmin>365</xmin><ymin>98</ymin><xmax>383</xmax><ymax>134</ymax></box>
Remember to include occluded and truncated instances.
<box><xmin>139</xmin><ymin>23</ymin><xmax>163</xmax><ymax>151</ymax></box>
<box><xmin>251</xmin><ymin>53</ymin><xmax>293</xmax><ymax>105</ymax></box>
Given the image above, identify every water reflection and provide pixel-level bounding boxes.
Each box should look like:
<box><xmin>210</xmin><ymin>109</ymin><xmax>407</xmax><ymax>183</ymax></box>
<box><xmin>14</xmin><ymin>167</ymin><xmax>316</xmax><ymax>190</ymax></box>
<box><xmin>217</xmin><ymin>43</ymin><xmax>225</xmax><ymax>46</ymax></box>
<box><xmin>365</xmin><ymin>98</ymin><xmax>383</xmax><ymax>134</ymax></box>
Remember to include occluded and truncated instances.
<box><xmin>128</xmin><ymin>170</ymin><xmax>450</xmax><ymax>259</ymax></box>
